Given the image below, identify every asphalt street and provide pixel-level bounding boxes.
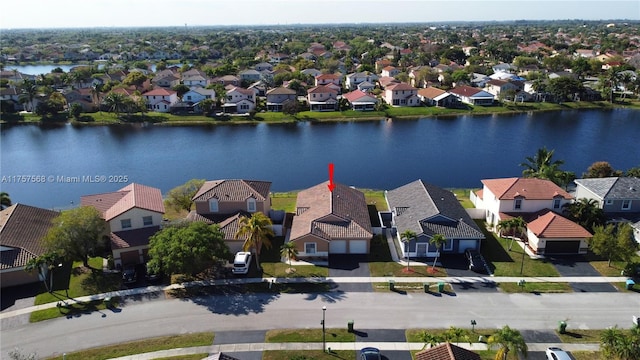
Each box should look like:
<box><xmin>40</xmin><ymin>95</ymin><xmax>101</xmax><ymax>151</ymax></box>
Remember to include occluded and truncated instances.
<box><xmin>2</xmin><ymin>291</ymin><xmax>639</xmax><ymax>358</ymax></box>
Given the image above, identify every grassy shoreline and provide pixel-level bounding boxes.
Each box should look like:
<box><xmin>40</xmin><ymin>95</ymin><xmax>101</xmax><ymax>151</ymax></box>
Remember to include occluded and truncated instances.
<box><xmin>2</xmin><ymin>100</ymin><xmax>637</xmax><ymax>126</ymax></box>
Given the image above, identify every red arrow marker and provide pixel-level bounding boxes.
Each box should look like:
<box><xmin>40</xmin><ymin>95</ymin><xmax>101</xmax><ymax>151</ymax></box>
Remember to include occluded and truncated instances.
<box><xmin>327</xmin><ymin>163</ymin><xmax>336</xmax><ymax>192</ymax></box>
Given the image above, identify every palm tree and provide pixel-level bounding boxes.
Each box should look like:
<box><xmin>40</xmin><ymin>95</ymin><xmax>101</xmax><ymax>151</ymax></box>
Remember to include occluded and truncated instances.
<box><xmin>103</xmin><ymin>92</ymin><xmax>126</xmax><ymax>117</ymax></box>
<box><xmin>19</xmin><ymin>79</ymin><xmax>38</xmax><ymax>112</ymax></box>
<box><xmin>487</xmin><ymin>325</ymin><xmax>528</xmax><ymax>360</ymax></box>
<box><xmin>520</xmin><ymin>146</ymin><xmax>564</xmax><ymax>183</ymax></box>
<box><xmin>235</xmin><ymin>212</ymin><xmax>274</xmax><ymax>271</ymax></box>
<box><xmin>599</xmin><ymin>326</ymin><xmax>639</xmax><ymax>360</ymax></box>
<box><xmin>562</xmin><ymin>198</ymin><xmax>606</xmax><ymax>232</ymax></box>
<box><xmin>1</xmin><ymin>192</ymin><xmax>12</xmax><ymax>209</ymax></box>
<box><xmin>400</xmin><ymin>230</ymin><xmax>417</xmax><ymax>272</ymax></box>
<box><xmin>280</xmin><ymin>241</ymin><xmax>298</xmax><ymax>273</ymax></box>
<box><xmin>429</xmin><ymin>234</ymin><xmax>447</xmax><ymax>271</ymax></box>
<box><xmin>420</xmin><ymin>331</ymin><xmax>441</xmax><ymax>349</ymax></box>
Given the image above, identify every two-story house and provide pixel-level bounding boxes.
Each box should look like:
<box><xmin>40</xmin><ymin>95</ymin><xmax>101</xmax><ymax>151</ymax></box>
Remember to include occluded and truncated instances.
<box><xmin>307</xmin><ymin>85</ymin><xmax>338</xmax><ymax>111</ymax></box>
<box><xmin>381</xmin><ymin>65</ymin><xmax>400</xmax><ymax>78</ymax></box>
<box><xmin>239</xmin><ymin>69</ymin><xmax>262</xmax><ymax>83</ymax></box>
<box><xmin>182</xmin><ymin>87</ymin><xmax>216</xmax><ymax>104</ymax></box>
<box><xmin>81</xmin><ymin>183</ymin><xmax>165</xmax><ymax>268</ymax></box>
<box><xmin>266</xmin><ymin>87</ymin><xmax>297</xmax><ymax>112</ymax></box>
<box><xmin>288</xmin><ymin>181</ymin><xmax>373</xmax><ymax>259</ymax></box>
<box><xmin>142</xmin><ymin>88</ymin><xmax>178</xmax><ymax>112</ymax></box>
<box><xmin>384</xmin><ymin>82</ymin><xmax>420</xmax><ymax>107</ymax></box>
<box><xmin>315</xmin><ymin>73</ymin><xmax>341</xmax><ymax>93</ymax></box>
<box><xmin>187</xmin><ymin>179</ymin><xmax>272</xmax><ymax>252</ymax></box>
<box><xmin>345</xmin><ymin>71</ymin><xmax>378</xmax><ymax>91</ymax></box>
<box><xmin>223</xmin><ymin>87</ymin><xmax>255</xmax><ymax>114</ymax></box>
<box><xmin>472</xmin><ymin>177</ymin><xmax>590</xmax><ymax>255</ymax></box>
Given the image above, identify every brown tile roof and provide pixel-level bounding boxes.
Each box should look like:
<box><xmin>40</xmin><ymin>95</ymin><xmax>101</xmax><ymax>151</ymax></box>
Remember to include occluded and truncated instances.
<box><xmin>142</xmin><ymin>88</ymin><xmax>177</xmax><ymax>96</ymax></box>
<box><xmin>266</xmin><ymin>87</ymin><xmax>296</xmax><ymax>95</ymax></box>
<box><xmin>81</xmin><ymin>183</ymin><xmax>165</xmax><ymax>221</ymax></box>
<box><xmin>418</xmin><ymin>87</ymin><xmax>447</xmax><ymax>99</ymax></box>
<box><xmin>481</xmin><ymin>178</ymin><xmax>573</xmax><ymax>200</ymax></box>
<box><xmin>110</xmin><ymin>225</ymin><xmax>161</xmax><ymax>249</ymax></box>
<box><xmin>308</xmin><ymin>85</ymin><xmax>338</xmax><ymax>94</ymax></box>
<box><xmin>0</xmin><ymin>204</ymin><xmax>59</xmax><ymax>269</ymax></box>
<box><xmin>449</xmin><ymin>86</ymin><xmax>481</xmax><ymax>97</ymax></box>
<box><xmin>525</xmin><ymin>209</ymin><xmax>592</xmax><ymax>238</ymax></box>
<box><xmin>290</xmin><ymin>181</ymin><xmax>372</xmax><ymax>242</ymax></box>
<box><xmin>316</xmin><ymin>73</ymin><xmax>340</xmax><ymax>80</ymax></box>
<box><xmin>186</xmin><ymin>211</ymin><xmax>249</xmax><ymax>242</ymax></box>
<box><xmin>192</xmin><ymin>180</ymin><xmax>271</xmax><ymax>202</ymax></box>
<box><xmin>415</xmin><ymin>343</ymin><xmax>481</xmax><ymax>360</ymax></box>
<box><xmin>378</xmin><ymin>76</ymin><xmax>400</xmax><ymax>88</ymax></box>
<box><xmin>386</xmin><ymin>82</ymin><xmax>416</xmax><ymax>91</ymax></box>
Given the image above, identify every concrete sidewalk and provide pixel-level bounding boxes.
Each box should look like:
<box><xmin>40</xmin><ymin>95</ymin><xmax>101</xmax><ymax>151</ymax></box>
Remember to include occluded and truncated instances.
<box><xmin>108</xmin><ymin>341</ymin><xmax>601</xmax><ymax>360</ymax></box>
<box><xmin>0</xmin><ymin>275</ymin><xmax>629</xmax><ymax>320</ymax></box>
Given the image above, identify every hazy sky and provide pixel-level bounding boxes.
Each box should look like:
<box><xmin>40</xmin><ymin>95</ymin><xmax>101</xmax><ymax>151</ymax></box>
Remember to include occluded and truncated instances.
<box><xmin>1</xmin><ymin>0</ymin><xmax>638</xmax><ymax>29</ymax></box>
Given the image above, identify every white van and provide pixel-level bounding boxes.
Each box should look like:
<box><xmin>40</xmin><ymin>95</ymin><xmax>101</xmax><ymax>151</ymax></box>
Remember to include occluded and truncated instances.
<box><xmin>232</xmin><ymin>252</ymin><xmax>252</xmax><ymax>275</ymax></box>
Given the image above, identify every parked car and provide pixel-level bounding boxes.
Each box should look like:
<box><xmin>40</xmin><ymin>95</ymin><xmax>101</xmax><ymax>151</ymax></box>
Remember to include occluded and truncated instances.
<box><xmin>359</xmin><ymin>347</ymin><xmax>381</xmax><ymax>360</ymax></box>
<box><xmin>122</xmin><ymin>265</ymin><xmax>137</xmax><ymax>284</ymax></box>
<box><xmin>464</xmin><ymin>248</ymin><xmax>486</xmax><ymax>273</ymax></box>
<box><xmin>546</xmin><ymin>347</ymin><xmax>571</xmax><ymax>360</ymax></box>
<box><xmin>232</xmin><ymin>252</ymin><xmax>252</xmax><ymax>275</ymax></box>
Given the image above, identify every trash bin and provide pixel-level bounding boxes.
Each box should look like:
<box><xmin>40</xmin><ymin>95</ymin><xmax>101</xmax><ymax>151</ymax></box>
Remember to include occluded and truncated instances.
<box><xmin>348</xmin><ymin>320</ymin><xmax>354</xmax><ymax>332</ymax></box>
<box><xmin>389</xmin><ymin>280</ymin><xmax>395</xmax><ymax>291</ymax></box>
<box><xmin>558</xmin><ymin>320</ymin><xmax>567</xmax><ymax>334</ymax></box>
<box><xmin>438</xmin><ymin>282</ymin><xmax>445</xmax><ymax>292</ymax></box>
<box><xmin>626</xmin><ymin>279</ymin><xmax>635</xmax><ymax>290</ymax></box>
<box><xmin>424</xmin><ymin>282</ymin><xmax>429</xmax><ymax>292</ymax></box>
<box><xmin>103</xmin><ymin>297</ymin><xmax>112</xmax><ymax>308</ymax></box>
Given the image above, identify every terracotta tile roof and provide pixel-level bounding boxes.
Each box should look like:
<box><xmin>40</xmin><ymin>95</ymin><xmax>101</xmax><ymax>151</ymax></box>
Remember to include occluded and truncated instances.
<box><xmin>378</xmin><ymin>76</ymin><xmax>400</xmax><ymax>88</ymax></box>
<box><xmin>192</xmin><ymin>180</ymin><xmax>271</xmax><ymax>202</ymax></box>
<box><xmin>110</xmin><ymin>225</ymin><xmax>161</xmax><ymax>249</ymax></box>
<box><xmin>481</xmin><ymin>178</ymin><xmax>573</xmax><ymax>200</ymax></box>
<box><xmin>486</xmin><ymin>79</ymin><xmax>509</xmax><ymax>86</ymax></box>
<box><xmin>342</xmin><ymin>90</ymin><xmax>373</xmax><ymax>102</ymax></box>
<box><xmin>316</xmin><ymin>73</ymin><xmax>340</xmax><ymax>80</ymax></box>
<box><xmin>266</xmin><ymin>87</ymin><xmax>296</xmax><ymax>95</ymax></box>
<box><xmin>449</xmin><ymin>86</ymin><xmax>481</xmax><ymax>97</ymax></box>
<box><xmin>474</xmin><ymin>189</ymin><xmax>483</xmax><ymax>200</ymax></box>
<box><xmin>143</xmin><ymin>88</ymin><xmax>177</xmax><ymax>96</ymax></box>
<box><xmin>81</xmin><ymin>183</ymin><xmax>165</xmax><ymax>221</ymax></box>
<box><xmin>418</xmin><ymin>87</ymin><xmax>447</xmax><ymax>99</ymax></box>
<box><xmin>415</xmin><ymin>343</ymin><xmax>481</xmax><ymax>360</ymax></box>
<box><xmin>290</xmin><ymin>181</ymin><xmax>372</xmax><ymax>242</ymax></box>
<box><xmin>525</xmin><ymin>209</ymin><xmax>592</xmax><ymax>238</ymax></box>
<box><xmin>0</xmin><ymin>204</ymin><xmax>59</xmax><ymax>269</ymax></box>
<box><xmin>186</xmin><ymin>211</ymin><xmax>249</xmax><ymax>241</ymax></box>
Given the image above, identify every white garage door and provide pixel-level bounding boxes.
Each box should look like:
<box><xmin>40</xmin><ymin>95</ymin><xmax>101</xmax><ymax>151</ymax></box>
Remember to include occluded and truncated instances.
<box><xmin>349</xmin><ymin>240</ymin><xmax>368</xmax><ymax>254</ymax></box>
<box><xmin>330</xmin><ymin>240</ymin><xmax>347</xmax><ymax>254</ymax></box>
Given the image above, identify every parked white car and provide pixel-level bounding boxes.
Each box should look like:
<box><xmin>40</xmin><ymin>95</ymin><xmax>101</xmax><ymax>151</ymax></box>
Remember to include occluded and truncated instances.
<box><xmin>546</xmin><ymin>347</ymin><xmax>571</xmax><ymax>360</ymax></box>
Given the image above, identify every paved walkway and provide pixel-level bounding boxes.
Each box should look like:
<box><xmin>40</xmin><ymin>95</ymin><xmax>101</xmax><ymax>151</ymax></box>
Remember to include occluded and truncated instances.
<box><xmin>0</xmin><ymin>275</ymin><xmax>629</xmax><ymax>320</ymax></box>
<box><xmin>108</xmin><ymin>341</ymin><xmax>601</xmax><ymax>360</ymax></box>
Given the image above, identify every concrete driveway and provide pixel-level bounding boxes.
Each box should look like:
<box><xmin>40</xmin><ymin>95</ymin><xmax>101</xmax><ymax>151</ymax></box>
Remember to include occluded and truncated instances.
<box><xmin>548</xmin><ymin>255</ymin><xmax>618</xmax><ymax>293</ymax></box>
<box><xmin>328</xmin><ymin>255</ymin><xmax>372</xmax><ymax>292</ymax></box>
<box><xmin>439</xmin><ymin>255</ymin><xmax>498</xmax><ymax>293</ymax></box>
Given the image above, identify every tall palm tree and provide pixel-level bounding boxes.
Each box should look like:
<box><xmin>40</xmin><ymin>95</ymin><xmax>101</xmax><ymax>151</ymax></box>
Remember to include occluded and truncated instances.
<box><xmin>429</xmin><ymin>234</ymin><xmax>447</xmax><ymax>270</ymax></box>
<box><xmin>488</xmin><ymin>325</ymin><xmax>528</xmax><ymax>360</ymax></box>
<box><xmin>420</xmin><ymin>331</ymin><xmax>441</xmax><ymax>349</ymax></box>
<box><xmin>520</xmin><ymin>146</ymin><xmax>564</xmax><ymax>183</ymax></box>
<box><xmin>104</xmin><ymin>92</ymin><xmax>126</xmax><ymax>117</ymax></box>
<box><xmin>1</xmin><ymin>192</ymin><xmax>12</xmax><ymax>209</ymax></box>
<box><xmin>400</xmin><ymin>230</ymin><xmax>417</xmax><ymax>272</ymax></box>
<box><xmin>235</xmin><ymin>212</ymin><xmax>274</xmax><ymax>271</ymax></box>
<box><xmin>19</xmin><ymin>79</ymin><xmax>38</xmax><ymax>112</ymax></box>
<box><xmin>280</xmin><ymin>241</ymin><xmax>298</xmax><ymax>273</ymax></box>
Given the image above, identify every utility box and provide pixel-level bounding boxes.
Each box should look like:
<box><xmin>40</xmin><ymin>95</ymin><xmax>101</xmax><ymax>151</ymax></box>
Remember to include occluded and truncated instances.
<box><xmin>348</xmin><ymin>320</ymin><xmax>354</xmax><ymax>332</ymax></box>
<box><xmin>389</xmin><ymin>280</ymin><xmax>395</xmax><ymax>291</ymax></box>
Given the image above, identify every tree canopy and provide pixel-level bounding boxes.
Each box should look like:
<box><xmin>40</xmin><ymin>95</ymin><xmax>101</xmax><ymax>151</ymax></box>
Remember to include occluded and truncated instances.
<box><xmin>147</xmin><ymin>221</ymin><xmax>230</xmax><ymax>276</ymax></box>
<box><xmin>236</xmin><ymin>212</ymin><xmax>274</xmax><ymax>271</ymax></box>
<box><xmin>42</xmin><ymin>206</ymin><xmax>107</xmax><ymax>268</ymax></box>
<box><xmin>589</xmin><ymin>223</ymin><xmax>638</xmax><ymax>267</ymax></box>
<box><xmin>165</xmin><ymin>178</ymin><xmax>206</xmax><ymax>213</ymax></box>
<box><xmin>487</xmin><ymin>325</ymin><xmax>528</xmax><ymax>360</ymax></box>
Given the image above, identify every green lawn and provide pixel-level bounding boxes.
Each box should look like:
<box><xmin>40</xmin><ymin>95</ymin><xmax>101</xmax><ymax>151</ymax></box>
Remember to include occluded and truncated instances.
<box><xmin>449</xmin><ymin>188</ymin><xmax>474</xmax><ymax>208</ymax></box>
<box><xmin>498</xmin><ymin>282</ymin><xmax>572</xmax><ymax>293</ymax></box>
<box><xmin>44</xmin><ymin>333</ymin><xmax>213</xmax><ymax>360</ymax></box>
<box><xmin>263</xmin><ymin>350</ymin><xmax>355</xmax><ymax>360</ymax></box>
<box><xmin>271</xmin><ymin>189</ymin><xmax>388</xmax><ymax>214</ymax></box>
<box><xmin>476</xmin><ymin>220</ymin><xmax>560</xmax><ymax>277</ymax></box>
<box><xmin>265</xmin><ymin>329</ymin><xmax>355</xmax><ymax>342</ymax></box>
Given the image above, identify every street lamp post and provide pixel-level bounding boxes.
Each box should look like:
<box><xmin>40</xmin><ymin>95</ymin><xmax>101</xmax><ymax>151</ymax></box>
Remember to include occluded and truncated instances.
<box><xmin>321</xmin><ymin>306</ymin><xmax>327</xmax><ymax>352</ymax></box>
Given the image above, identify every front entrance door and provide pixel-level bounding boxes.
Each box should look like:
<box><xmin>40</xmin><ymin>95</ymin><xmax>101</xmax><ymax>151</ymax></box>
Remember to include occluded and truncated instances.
<box><xmin>416</xmin><ymin>243</ymin><xmax>428</xmax><ymax>257</ymax></box>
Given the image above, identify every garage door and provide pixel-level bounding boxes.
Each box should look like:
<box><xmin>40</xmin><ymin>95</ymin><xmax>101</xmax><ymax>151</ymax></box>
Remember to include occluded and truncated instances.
<box><xmin>120</xmin><ymin>250</ymin><xmax>140</xmax><ymax>265</ymax></box>
<box><xmin>458</xmin><ymin>240</ymin><xmax>477</xmax><ymax>253</ymax></box>
<box><xmin>545</xmin><ymin>241</ymin><xmax>580</xmax><ymax>254</ymax></box>
<box><xmin>330</xmin><ymin>240</ymin><xmax>347</xmax><ymax>254</ymax></box>
<box><xmin>349</xmin><ymin>240</ymin><xmax>368</xmax><ymax>254</ymax></box>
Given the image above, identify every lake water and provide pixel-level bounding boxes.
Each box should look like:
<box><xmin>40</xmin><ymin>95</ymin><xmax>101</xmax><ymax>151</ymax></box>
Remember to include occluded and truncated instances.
<box><xmin>1</xmin><ymin>109</ymin><xmax>639</xmax><ymax>209</ymax></box>
<box><xmin>7</xmin><ymin>62</ymin><xmax>147</xmax><ymax>75</ymax></box>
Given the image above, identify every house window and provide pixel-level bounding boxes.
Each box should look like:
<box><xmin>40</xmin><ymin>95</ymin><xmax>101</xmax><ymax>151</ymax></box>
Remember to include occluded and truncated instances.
<box><xmin>605</xmin><ymin>199</ymin><xmax>613</xmax><ymax>205</ymax></box>
<box><xmin>514</xmin><ymin>199</ymin><xmax>522</xmax><ymax>210</ymax></box>
<box><xmin>622</xmin><ymin>200</ymin><xmax>632</xmax><ymax>210</ymax></box>
<box><xmin>444</xmin><ymin>239</ymin><xmax>453</xmax><ymax>251</ymax></box>
<box><xmin>209</xmin><ymin>198</ymin><xmax>219</xmax><ymax>212</ymax></box>
<box><xmin>553</xmin><ymin>198</ymin><xmax>561</xmax><ymax>209</ymax></box>
<box><xmin>143</xmin><ymin>216</ymin><xmax>153</xmax><ymax>226</ymax></box>
<box><xmin>121</xmin><ymin>219</ymin><xmax>132</xmax><ymax>229</ymax></box>
<box><xmin>305</xmin><ymin>242</ymin><xmax>316</xmax><ymax>254</ymax></box>
<box><xmin>247</xmin><ymin>198</ymin><xmax>256</xmax><ymax>213</ymax></box>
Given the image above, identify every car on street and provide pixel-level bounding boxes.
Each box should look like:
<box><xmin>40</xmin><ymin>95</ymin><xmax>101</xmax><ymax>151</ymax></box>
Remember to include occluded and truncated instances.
<box><xmin>122</xmin><ymin>265</ymin><xmax>137</xmax><ymax>284</ymax></box>
<box><xmin>359</xmin><ymin>347</ymin><xmax>381</xmax><ymax>360</ymax></box>
<box><xmin>545</xmin><ymin>347</ymin><xmax>571</xmax><ymax>360</ymax></box>
<box><xmin>464</xmin><ymin>248</ymin><xmax>486</xmax><ymax>273</ymax></box>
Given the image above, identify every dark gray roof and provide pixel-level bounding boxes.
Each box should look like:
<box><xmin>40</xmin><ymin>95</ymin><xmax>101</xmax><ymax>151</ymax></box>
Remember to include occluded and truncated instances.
<box><xmin>386</xmin><ymin>180</ymin><xmax>484</xmax><ymax>240</ymax></box>
<box><xmin>575</xmin><ymin>177</ymin><xmax>640</xmax><ymax>200</ymax></box>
